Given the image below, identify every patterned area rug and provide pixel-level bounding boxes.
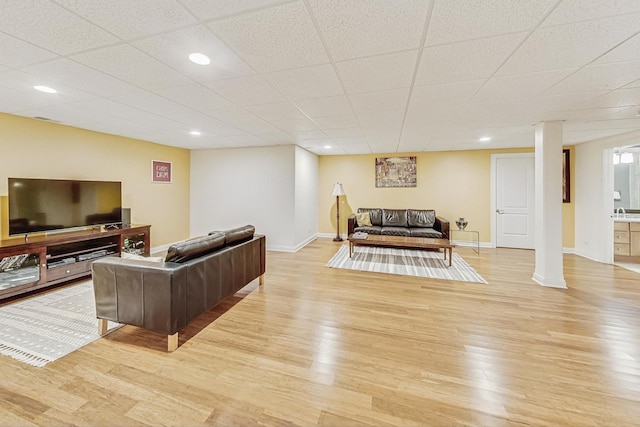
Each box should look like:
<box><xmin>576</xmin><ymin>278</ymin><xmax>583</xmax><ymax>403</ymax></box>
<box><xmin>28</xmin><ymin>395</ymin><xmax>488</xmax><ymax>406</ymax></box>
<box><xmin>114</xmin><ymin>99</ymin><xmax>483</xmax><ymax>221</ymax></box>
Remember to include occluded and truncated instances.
<box><xmin>0</xmin><ymin>281</ymin><xmax>120</xmax><ymax>367</ymax></box>
<box><xmin>327</xmin><ymin>244</ymin><xmax>488</xmax><ymax>284</ymax></box>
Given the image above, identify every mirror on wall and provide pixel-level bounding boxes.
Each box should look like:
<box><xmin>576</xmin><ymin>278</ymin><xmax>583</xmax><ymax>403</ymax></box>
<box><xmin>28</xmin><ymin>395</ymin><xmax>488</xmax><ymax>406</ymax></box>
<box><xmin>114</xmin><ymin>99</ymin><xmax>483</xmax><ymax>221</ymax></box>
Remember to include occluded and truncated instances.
<box><xmin>613</xmin><ymin>144</ymin><xmax>640</xmax><ymax>213</ymax></box>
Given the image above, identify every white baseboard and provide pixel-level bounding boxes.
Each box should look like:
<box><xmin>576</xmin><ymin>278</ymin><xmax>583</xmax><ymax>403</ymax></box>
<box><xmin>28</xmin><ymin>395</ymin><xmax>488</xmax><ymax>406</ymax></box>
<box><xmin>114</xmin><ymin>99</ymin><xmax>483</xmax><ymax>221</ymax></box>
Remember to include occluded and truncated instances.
<box><xmin>316</xmin><ymin>232</ymin><xmax>348</xmax><ymax>240</ymax></box>
<box><xmin>268</xmin><ymin>234</ymin><xmax>319</xmax><ymax>252</ymax></box>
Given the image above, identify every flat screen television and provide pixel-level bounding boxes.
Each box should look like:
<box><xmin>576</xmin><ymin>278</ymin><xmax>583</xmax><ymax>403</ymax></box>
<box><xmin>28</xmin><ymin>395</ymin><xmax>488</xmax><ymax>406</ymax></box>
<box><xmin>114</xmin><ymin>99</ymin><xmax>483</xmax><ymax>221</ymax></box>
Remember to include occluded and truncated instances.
<box><xmin>8</xmin><ymin>178</ymin><xmax>122</xmax><ymax>236</ymax></box>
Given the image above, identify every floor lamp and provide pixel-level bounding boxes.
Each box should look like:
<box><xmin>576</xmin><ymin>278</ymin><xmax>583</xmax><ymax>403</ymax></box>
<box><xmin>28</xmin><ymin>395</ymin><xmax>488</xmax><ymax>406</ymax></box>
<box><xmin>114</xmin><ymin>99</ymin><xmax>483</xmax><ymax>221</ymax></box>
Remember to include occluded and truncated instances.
<box><xmin>332</xmin><ymin>182</ymin><xmax>345</xmax><ymax>242</ymax></box>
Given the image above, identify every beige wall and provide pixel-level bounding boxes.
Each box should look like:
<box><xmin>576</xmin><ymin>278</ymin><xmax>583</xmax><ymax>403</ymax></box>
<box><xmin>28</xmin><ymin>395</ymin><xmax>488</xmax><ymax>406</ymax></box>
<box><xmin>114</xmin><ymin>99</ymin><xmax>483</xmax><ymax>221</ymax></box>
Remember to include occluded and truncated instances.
<box><xmin>0</xmin><ymin>113</ymin><xmax>190</xmax><ymax>248</ymax></box>
<box><xmin>319</xmin><ymin>148</ymin><xmax>576</xmax><ymax>248</ymax></box>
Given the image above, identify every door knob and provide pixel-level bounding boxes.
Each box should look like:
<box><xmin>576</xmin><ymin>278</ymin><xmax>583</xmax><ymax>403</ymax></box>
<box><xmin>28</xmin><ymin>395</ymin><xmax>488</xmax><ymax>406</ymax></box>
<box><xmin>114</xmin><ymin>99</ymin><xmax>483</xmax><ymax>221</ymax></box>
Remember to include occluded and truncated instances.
<box><xmin>496</xmin><ymin>209</ymin><xmax>505</xmax><ymax>214</ymax></box>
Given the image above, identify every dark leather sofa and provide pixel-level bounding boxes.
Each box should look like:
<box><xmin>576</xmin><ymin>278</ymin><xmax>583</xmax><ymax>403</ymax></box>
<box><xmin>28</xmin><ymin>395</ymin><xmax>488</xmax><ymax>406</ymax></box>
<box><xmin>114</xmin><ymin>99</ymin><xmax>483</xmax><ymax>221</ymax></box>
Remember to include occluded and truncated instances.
<box><xmin>348</xmin><ymin>208</ymin><xmax>450</xmax><ymax>239</ymax></box>
<box><xmin>91</xmin><ymin>225</ymin><xmax>265</xmax><ymax>351</ymax></box>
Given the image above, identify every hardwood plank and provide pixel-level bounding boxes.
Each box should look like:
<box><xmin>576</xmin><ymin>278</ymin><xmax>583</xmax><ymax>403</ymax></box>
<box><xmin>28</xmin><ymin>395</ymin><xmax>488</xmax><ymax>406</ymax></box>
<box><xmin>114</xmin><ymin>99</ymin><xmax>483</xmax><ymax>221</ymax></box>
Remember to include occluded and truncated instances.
<box><xmin>0</xmin><ymin>239</ymin><xmax>640</xmax><ymax>425</ymax></box>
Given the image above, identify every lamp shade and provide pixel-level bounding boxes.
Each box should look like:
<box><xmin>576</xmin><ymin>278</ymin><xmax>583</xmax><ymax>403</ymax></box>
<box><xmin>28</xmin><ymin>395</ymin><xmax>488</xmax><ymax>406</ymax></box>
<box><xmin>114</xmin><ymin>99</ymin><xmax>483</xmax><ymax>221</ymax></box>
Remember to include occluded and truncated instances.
<box><xmin>331</xmin><ymin>182</ymin><xmax>345</xmax><ymax>196</ymax></box>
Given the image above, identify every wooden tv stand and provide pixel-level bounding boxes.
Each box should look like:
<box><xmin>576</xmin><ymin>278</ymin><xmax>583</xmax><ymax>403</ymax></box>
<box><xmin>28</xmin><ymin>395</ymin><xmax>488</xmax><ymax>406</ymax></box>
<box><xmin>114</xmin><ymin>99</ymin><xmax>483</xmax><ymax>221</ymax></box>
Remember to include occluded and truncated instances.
<box><xmin>0</xmin><ymin>224</ymin><xmax>150</xmax><ymax>301</ymax></box>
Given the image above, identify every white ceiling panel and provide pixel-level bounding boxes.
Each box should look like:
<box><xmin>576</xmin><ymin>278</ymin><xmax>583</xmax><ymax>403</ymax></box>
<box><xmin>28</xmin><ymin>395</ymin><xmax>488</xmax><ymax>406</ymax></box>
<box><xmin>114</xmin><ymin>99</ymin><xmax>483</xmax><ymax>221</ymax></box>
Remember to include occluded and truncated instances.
<box><xmin>0</xmin><ymin>33</ymin><xmax>57</xmax><ymax>68</ymax></box>
<box><xmin>425</xmin><ymin>0</ymin><xmax>557</xmax><ymax>46</ymax></box>
<box><xmin>340</xmin><ymin>143</ymin><xmax>371</xmax><ymax>155</ymax></box>
<box><xmin>133</xmin><ymin>26</ymin><xmax>255</xmax><ymax>83</ymax></box>
<box><xmin>336</xmin><ymin>50</ymin><xmax>418</xmax><ymax>94</ymax></box>
<box><xmin>471</xmin><ymin>68</ymin><xmax>577</xmax><ymax>103</ymax></box>
<box><xmin>205</xmin><ymin>75</ymin><xmax>285</xmax><ymax>106</ymax></box>
<box><xmin>308</xmin><ymin>0</ymin><xmax>430</xmax><ymax>61</ymax></box>
<box><xmin>497</xmin><ymin>14</ymin><xmax>640</xmax><ymax>76</ymax></box>
<box><xmin>246</xmin><ymin>102</ymin><xmax>307</xmax><ymax>121</ymax></box>
<box><xmin>294</xmin><ymin>96</ymin><xmax>353</xmax><ymax>117</ymax></box>
<box><xmin>263</xmin><ymin>64</ymin><xmax>344</xmax><ymax>100</ymax></box>
<box><xmin>544</xmin><ymin>61</ymin><xmax>640</xmax><ymax>95</ymax></box>
<box><xmin>416</xmin><ymin>33</ymin><xmax>527</xmax><ymax>86</ymax></box>
<box><xmin>0</xmin><ymin>0</ymin><xmax>118</xmax><ymax>55</ymax></box>
<box><xmin>23</xmin><ymin>59</ymin><xmax>139</xmax><ymax>97</ymax></box>
<box><xmin>179</xmin><ymin>0</ymin><xmax>288</xmax><ymax>20</ymax></box>
<box><xmin>349</xmin><ymin>89</ymin><xmax>410</xmax><ymax>114</ymax></box>
<box><xmin>208</xmin><ymin>1</ymin><xmax>328</xmax><ymax>73</ymax></box>
<box><xmin>312</xmin><ymin>114</ymin><xmax>359</xmax><ymax>129</ymax></box>
<box><xmin>153</xmin><ymin>84</ymin><xmax>236</xmax><ymax>111</ymax></box>
<box><xmin>542</xmin><ymin>0</ymin><xmax>640</xmax><ymax>27</ymax></box>
<box><xmin>54</xmin><ymin>0</ymin><xmax>197</xmax><ymax>39</ymax></box>
<box><xmin>71</xmin><ymin>45</ymin><xmax>192</xmax><ymax>90</ymax></box>
<box><xmin>2</xmin><ymin>0</ymin><xmax>640</xmax><ymax>152</ymax></box>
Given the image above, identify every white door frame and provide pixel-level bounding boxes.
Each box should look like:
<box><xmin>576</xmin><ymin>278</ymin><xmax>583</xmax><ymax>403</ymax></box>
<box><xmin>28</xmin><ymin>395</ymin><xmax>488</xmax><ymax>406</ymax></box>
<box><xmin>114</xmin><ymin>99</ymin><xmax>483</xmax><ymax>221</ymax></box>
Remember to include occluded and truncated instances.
<box><xmin>490</xmin><ymin>152</ymin><xmax>535</xmax><ymax>248</ymax></box>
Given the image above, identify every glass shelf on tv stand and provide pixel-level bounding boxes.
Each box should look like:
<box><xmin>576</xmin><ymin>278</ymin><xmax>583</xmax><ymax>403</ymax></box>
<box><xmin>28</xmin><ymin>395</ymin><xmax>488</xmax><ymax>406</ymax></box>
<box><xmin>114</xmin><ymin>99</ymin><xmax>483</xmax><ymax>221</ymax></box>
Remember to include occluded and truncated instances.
<box><xmin>451</xmin><ymin>229</ymin><xmax>480</xmax><ymax>253</ymax></box>
<box><xmin>0</xmin><ymin>253</ymin><xmax>41</xmax><ymax>291</ymax></box>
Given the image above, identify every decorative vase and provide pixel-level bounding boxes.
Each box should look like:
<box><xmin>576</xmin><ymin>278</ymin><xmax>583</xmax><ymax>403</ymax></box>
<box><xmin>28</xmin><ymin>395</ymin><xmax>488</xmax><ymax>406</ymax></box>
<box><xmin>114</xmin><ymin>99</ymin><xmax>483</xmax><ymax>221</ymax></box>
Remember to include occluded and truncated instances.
<box><xmin>456</xmin><ymin>217</ymin><xmax>468</xmax><ymax>230</ymax></box>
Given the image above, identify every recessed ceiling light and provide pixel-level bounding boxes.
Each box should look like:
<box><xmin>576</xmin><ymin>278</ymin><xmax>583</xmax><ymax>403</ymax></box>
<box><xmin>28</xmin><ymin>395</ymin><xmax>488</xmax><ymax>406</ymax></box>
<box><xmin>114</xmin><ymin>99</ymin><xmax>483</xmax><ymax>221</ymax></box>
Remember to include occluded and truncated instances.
<box><xmin>188</xmin><ymin>53</ymin><xmax>210</xmax><ymax>65</ymax></box>
<box><xmin>34</xmin><ymin>85</ymin><xmax>57</xmax><ymax>94</ymax></box>
<box><xmin>479</xmin><ymin>136</ymin><xmax>491</xmax><ymax>142</ymax></box>
<box><xmin>189</xmin><ymin>130</ymin><xmax>201</xmax><ymax>136</ymax></box>
<box><xmin>324</xmin><ymin>145</ymin><xmax>332</xmax><ymax>149</ymax></box>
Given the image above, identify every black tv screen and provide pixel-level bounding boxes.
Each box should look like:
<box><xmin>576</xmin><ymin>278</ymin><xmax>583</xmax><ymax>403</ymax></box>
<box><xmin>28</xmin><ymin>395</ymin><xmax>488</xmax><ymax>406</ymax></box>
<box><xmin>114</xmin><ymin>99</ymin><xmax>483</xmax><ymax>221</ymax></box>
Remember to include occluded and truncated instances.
<box><xmin>8</xmin><ymin>178</ymin><xmax>122</xmax><ymax>236</ymax></box>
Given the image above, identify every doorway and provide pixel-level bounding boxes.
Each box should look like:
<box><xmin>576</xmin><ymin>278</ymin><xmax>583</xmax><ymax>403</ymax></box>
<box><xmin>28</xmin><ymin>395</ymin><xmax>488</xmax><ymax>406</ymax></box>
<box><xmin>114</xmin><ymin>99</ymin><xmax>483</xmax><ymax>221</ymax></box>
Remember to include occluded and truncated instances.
<box><xmin>491</xmin><ymin>153</ymin><xmax>535</xmax><ymax>249</ymax></box>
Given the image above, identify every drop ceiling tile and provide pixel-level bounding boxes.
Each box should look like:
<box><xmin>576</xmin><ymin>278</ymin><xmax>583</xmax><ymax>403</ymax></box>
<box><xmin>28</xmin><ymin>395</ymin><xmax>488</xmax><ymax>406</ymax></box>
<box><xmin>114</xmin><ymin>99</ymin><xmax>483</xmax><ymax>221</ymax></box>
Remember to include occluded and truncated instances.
<box><xmin>0</xmin><ymin>33</ymin><xmax>57</xmax><ymax>68</ymax></box>
<box><xmin>16</xmin><ymin>104</ymin><xmax>118</xmax><ymax>126</ymax></box>
<box><xmin>542</xmin><ymin>0</ymin><xmax>640</xmax><ymax>27</ymax></box>
<box><xmin>624</xmin><ymin>79</ymin><xmax>640</xmax><ymax>88</ymax></box>
<box><xmin>595</xmin><ymin>33</ymin><xmax>640</xmax><ymax>65</ymax></box>
<box><xmin>336</xmin><ymin>50</ymin><xmax>417</xmax><ymax>94</ymax></box>
<box><xmin>246</xmin><ymin>102</ymin><xmax>307</xmax><ymax>121</ymax></box>
<box><xmin>416</xmin><ymin>33</ymin><xmax>527</xmax><ymax>86</ymax></box>
<box><xmin>205</xmin><ymin>75</ymin><xmax>285</xmax><ymax>106</ymax></box>
<box><xmin>134</xmin><ymin>25</ymin><xmax>255</xmax><ymax>83</ymax></box>
<box><xmin>208</xmin><ymin>1</ymin><xmax>328</xmax><ymax>73</ymax></box>
<box><xmin>204</xmin><ymin>107</ymin><xmax>261</xmax><ymax>125</ymax></box>
<box><xmin>409</xmin><ymin>80</ymin><xmax>486</xmax><ymax>113</ymax></box>
<box><xmin>263</xmin><ymin>64</ymin><xmax>344</xmax><ymax>100</ymax></box>
<box><xmin>564</xmin><ymin>129</ymin><xmax>628</xmax><ymax>143</ymax></box>
<box><xmin>349</xmin><ymin>89</ymin><xmax>409</xmax><ymax>113</ymax></box>
<box><xmin>111</xmin><ymin>92</ymin><xmax>200</xmax><ymax>123</ymax></box>
<box><xmin>313</xmin><ymin>114</ymin><xmax>359</xmax><ymax>129</ymax></box>
<box><xmin>471</xmin><ymin>68</ymin><xmax>577</xmax><ymax>103</ymax></box>
<box><xmin>271</xmin><ymin>118</ymin><xmax>319</xmax><ymax>132</ymax></box>
<box><xmin>23</xmin><ymin>59</ymin><xmax>139</xmax><ymax>97</ymax></box>
<box><xmin>425</xmin><ymin>0</ymin><xmax>557</xmax><ymax>46</ymax></box>
<box><xmin>228</xmin><ymin>133</ymin><xmax>268</xmax><ymax>145</ymax></box>
<box><xmin>55</xmin><ymin>0</ymin><xmax>196</xmax><ymax>39</ymax></box>
<box><xmin>544</xmin><ymin>61</ymin><xmax>640</xmax><ymax>95</ymax></box>
<box><xmin>396</xmin><ymin>140</ymin><xmax>427</xmax><ymax>153</ymax></box>
<box><xmin>497</xmin><ymin>14</ymin><xmax>640</xmax><ymax>76</ymax></box>
<box><xmin>260</xmin><ymin>131</ymin><xmax>296</xmax><ymax>143</ymax></box>
<box><xmin>179</xmin><ymin>0</ymin><xmax>286</xmax><ymax>20</ymax></box>
<box><xmin>233</xmin><ymin>120</ymin><xmax>283</xmax><ymax>135</ymax></box>
<box><xmin>299</xmin><ymin>138</ymin><xmax>334</xmax><ymax>147</ymax></box>
<box><xmin>0</xmin><ymin>0</ymin><xmax>118</xmax><ymax>55</ymax></box>
<box><xmin>294</xmin><ymin>96</ymin><xmax>353</xmax><ymax>117</ymax></box>
<box><xmin>71</xmin><ymin>45</ymin><xmax>192</xmax><ymax>90</ymax></box>
<box><xmin>324</xmin><ymin>128</ymin><xmax>364</xmax><ymax>138</ymax></box>
<box><xmin>288</xmin><ymin>129</ymin><xmax>328</xmax><ymax>140</ymax></box>
<box><xmin>0</xmin><ymin>70</ymin><xmax>97</xmax><ymax>103</ymax></box>
<box><xmin>576</xmin><ymin>88</ymin><xmax>640</xmax><ymax>110</ymax></box>
<box><xmin>308</xmin><ymin>0</ymin><xmax>430</xmax><ymax>61</ymax></box>
<box><xmin>566</xmin><ymin>118</ymin><xmax>640</xmax><ymax>131</ymax></box>
<box><xmin>154</xmin><ymin>84</ymin><xmax>236</xmax><ymax>111</ymax></box>
<box><xmin>72</xmin><ymin>98</ymin><xmax>183</xmax><ymax>130</ymax></box>
<box><xmin>369</xmin><ymin>141</ymin><xmax>401</xmax><ymax>154</ymax></box>
<box><xmin>0</xmin><ymin>86</ymin><xmax>60</xmax><ymax>112</ymax></box>
<box><xmin>340</xmin><ymin>143</ymin><xmax>371</xmax><ymax>154</ymax></box>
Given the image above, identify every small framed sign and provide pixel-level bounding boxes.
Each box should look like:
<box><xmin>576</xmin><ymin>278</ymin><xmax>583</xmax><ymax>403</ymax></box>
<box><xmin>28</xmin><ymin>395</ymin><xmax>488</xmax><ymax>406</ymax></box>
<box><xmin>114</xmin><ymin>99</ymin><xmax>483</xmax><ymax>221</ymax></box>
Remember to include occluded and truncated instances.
<box><xmin>152</xmin><ymin>160</ymin><xmax>172</xmax><ymax>183</ymax></box>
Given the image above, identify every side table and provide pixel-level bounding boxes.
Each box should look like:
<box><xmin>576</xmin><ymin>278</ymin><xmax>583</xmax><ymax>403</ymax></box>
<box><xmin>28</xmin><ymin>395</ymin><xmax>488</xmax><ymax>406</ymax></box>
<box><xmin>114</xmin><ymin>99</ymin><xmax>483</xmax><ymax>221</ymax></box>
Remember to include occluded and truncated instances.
<box><xmin>451</xmin><ymin>229</ymin><xmax>480</xmax><ymax>253</ymax></box>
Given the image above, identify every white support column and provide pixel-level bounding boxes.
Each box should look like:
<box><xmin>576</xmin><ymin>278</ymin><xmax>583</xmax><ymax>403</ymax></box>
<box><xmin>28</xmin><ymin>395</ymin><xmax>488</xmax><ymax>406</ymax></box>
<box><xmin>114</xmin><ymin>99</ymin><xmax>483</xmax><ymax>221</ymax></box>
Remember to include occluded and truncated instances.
<box><xmin>533</xmin><ymin>121</ymin><xmax>567</xmax><ymax>289</ymax></box>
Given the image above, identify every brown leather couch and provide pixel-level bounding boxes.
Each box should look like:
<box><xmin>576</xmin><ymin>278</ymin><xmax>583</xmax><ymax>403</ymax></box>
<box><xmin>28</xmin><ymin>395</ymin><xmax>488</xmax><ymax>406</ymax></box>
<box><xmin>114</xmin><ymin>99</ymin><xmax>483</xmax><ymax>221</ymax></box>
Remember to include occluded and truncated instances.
<box><xmin>91</xmin><ymin>225</ymin><xmax>265</xmax><ymax>351</ymax></box>
<box><xmin>348</xmin><ymin>208</ymin><xmax>450</xmax><ymax>239</ymax></box>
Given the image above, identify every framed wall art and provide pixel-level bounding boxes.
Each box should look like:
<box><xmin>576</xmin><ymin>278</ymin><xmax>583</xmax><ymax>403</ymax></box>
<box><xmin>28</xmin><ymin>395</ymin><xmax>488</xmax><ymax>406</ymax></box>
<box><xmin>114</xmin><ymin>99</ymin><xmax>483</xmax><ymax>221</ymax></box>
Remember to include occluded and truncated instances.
<box><xmin>375</xmin><ymin>156</ymin><xmax>417</xmax><ymax>188</ymax></box>
<box><xmin>152</xmin><ymin>160</ymin><xmax>172</xmax><ymax>183</ymax></box>
<box><xmin>562</xmin><ymin>149</ymin><xmax>570</xmax><ymax>203</ymax></box>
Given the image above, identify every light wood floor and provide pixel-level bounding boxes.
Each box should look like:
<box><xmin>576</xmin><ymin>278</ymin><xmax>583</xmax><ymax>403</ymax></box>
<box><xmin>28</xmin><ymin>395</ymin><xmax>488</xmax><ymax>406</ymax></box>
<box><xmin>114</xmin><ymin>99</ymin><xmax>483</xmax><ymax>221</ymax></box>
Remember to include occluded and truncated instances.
<box><xmin>1</xmin><ymin>239</ymin><xmax>640</xmax><ymax>426</ymax></box>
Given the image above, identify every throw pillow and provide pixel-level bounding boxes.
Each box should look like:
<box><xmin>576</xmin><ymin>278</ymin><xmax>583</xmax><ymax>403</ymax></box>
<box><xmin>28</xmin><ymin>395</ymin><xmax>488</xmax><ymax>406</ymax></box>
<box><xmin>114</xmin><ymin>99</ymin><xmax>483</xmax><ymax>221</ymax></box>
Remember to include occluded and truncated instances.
<box><xmin>355</xmin><ymin>212</ymin><xmax>372</xmax><ymax>227</ymax></box>
<box><xmin>121</xmin><ymin>252</ymin><xmax>164</xmax><ymax>262</ymax></box>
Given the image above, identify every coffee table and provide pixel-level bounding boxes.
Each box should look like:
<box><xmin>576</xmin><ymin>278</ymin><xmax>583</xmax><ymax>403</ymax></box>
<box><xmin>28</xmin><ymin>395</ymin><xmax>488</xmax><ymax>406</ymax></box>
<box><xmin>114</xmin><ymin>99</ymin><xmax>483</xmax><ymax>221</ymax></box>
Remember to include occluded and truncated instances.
<box><xmin>348</xmin><ymin>234</ymin><xmax>456</xmax><ymax>267</ymax></box>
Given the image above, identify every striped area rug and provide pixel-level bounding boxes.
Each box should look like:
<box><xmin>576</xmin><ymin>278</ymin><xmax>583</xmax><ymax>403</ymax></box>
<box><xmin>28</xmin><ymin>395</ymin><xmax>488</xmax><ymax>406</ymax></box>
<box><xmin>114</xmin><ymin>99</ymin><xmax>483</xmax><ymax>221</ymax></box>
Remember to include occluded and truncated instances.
<box><xmin>0</xmin><ymin>281</ymin><xmax>120</xmax><ymax>367</ymax></box>
<box><xmin>326</xmin><ymin>244</ymin><xmax>488</xmax><ymax>284</ymax></box>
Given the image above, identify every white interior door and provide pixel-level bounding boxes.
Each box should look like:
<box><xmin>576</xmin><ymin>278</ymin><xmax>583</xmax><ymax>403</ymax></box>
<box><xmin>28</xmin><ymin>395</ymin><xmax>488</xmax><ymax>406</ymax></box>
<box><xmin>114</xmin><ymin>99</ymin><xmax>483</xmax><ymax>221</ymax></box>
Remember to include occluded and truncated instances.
<box><xmin>496</xmin><ymin>155</ymin><xmax>535</xmax><ymax>249</ymax></box>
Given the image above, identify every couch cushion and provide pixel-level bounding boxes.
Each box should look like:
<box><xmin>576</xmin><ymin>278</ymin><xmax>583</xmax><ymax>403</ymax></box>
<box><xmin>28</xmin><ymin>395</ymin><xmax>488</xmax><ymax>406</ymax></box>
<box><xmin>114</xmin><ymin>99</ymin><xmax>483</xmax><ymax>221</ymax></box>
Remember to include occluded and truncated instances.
<box><xmin>223</xmin><ymin>225</ymin><xmax>255</xmax><ymax>245</ymax></box>
<box><xmin>354</xmin><ymin>225</ymin><xmax>382</xmax><ymax>235</ymax></box>
<box><xmin>382</xmin><ymin>209</ymin><xmax>408</xmax><ymax>227</ymax></box>
<box><xmin>381</xmin><ymin>226</ymin><xmax>410</xmax><ymax>236</ymax></box>
<box><xmin>358</xmin><ymin>208</ymin><xmax>382</xmax><ymax>226</ymax></box>
<box><xmin>409</xmin><ymin>228</ymin><xmax>442</xmax><ymax>238</ymax></box>
<box><xmin>354</xmin><ymin>212</ymin><xmax>372</xmax><ymax>227</ymax></box>
<box><xmin>407</xmin><ymin>209</ymin><xmax>436</xmax><ymax>228</ymax></box>
<box><xmin>165</xmin><ymin>232</ymin><xmax>226</xmax><ymax>263</ymax></box>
